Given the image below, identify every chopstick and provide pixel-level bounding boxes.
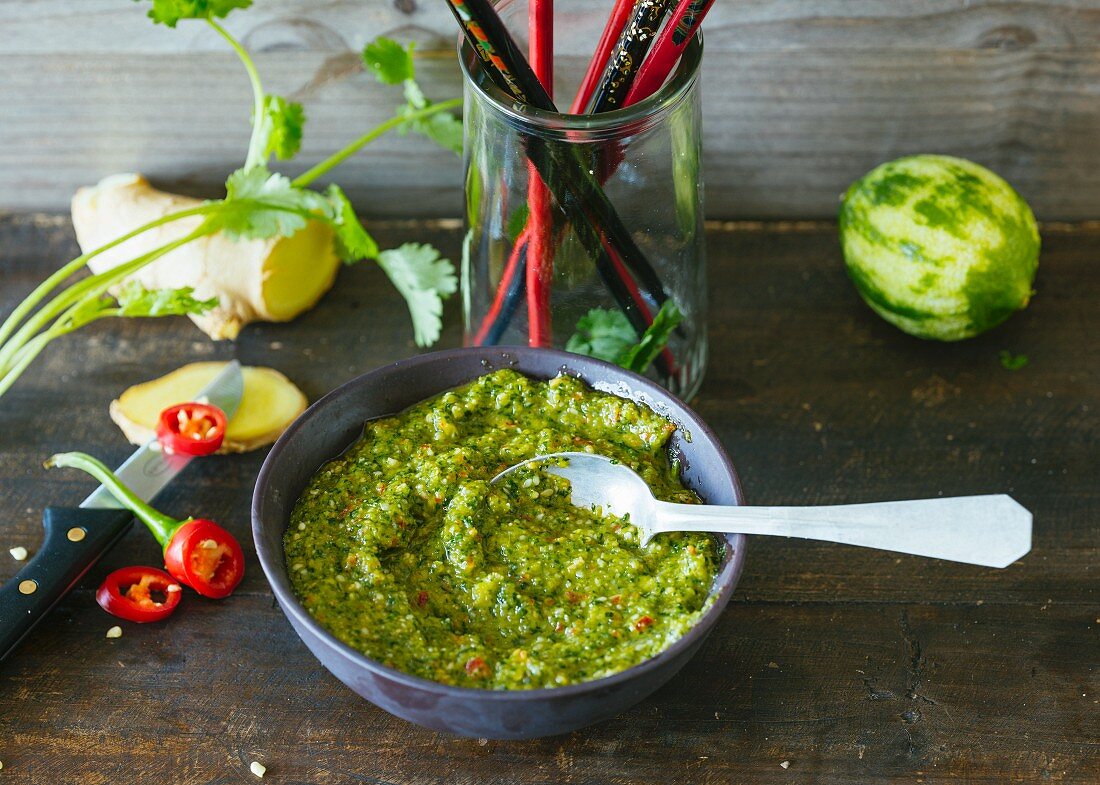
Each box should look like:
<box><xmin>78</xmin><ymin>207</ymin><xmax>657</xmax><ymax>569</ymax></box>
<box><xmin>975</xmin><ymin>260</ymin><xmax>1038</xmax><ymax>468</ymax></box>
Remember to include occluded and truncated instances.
<box><xmin>585</xmin><ymin>0</ymin><xmax>676</xmax><ymax>114</ymax></box>
<box><xmin>444</xmin><ymin>0</ymin><xmax>675</xmax><ymax>333</ymax></box>
<box><xmin>473</xmin><ymin>229</ymin><xmax>529</xmax><ymax>347</ymax></box>
<box><xmin>625</xmin><ymin>0</ymin><xmax>716</xmax><ymax>105</ymax></box>
<box><xmin>570</xmin><ymin>0</ymin><xmax>636</xmax><ymax>114</ymax></box>
<box><xmin>529</xmin><ymin>0</ymin><xmax>554</xmax><ymax>90</ymax></box>
<box><xmin>526</xmin><ymin>0</ymin><xmax>554</xmax><ymax>346</ymax></box>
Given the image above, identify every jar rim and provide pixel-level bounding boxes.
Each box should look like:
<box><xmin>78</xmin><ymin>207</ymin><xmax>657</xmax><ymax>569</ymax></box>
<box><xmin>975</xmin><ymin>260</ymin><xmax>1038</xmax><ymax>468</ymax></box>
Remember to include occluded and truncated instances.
<box><xmin>458</xmin><ymin>33</ymin><xmax>704</xmax><ymax>137</ymax></box>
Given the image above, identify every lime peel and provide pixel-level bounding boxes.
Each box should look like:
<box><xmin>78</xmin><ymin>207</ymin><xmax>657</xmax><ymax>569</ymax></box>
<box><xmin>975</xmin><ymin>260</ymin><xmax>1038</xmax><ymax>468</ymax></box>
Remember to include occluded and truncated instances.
<box><xmin>840</xmin><ymin>154</ymin><xmax>1040</xmax><ymax>341</ymax></box>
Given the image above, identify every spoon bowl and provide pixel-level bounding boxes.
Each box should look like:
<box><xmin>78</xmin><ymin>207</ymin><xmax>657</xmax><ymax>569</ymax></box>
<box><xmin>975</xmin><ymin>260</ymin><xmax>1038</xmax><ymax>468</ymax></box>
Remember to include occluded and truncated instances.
<box><xmin>493</xmin><ymin>452</ymin><xmax>664</xmax><ymax>541</ymax></box>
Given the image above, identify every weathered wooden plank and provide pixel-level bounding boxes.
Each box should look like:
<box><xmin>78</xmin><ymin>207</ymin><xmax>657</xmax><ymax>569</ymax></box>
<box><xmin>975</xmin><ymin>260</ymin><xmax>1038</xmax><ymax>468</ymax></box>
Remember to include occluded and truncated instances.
<box><xmin>1</xmin><ymin>2</ymin><xmax>1099</xmax><ymax>218</ymax></box>
<box><xmin>4</xmin><ymin>1</ymin><xmax>1100</xmax><ymax>54</ymax></box>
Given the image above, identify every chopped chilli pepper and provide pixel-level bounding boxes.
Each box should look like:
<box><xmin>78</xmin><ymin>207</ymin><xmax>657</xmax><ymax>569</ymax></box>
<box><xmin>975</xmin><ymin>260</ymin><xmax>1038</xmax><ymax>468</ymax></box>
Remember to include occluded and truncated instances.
<box><xmin>465</xmin><ymin>657</ymin><xmax>490</xmax><ymax>678</ymax></box>
<box><xmin>45</xmin><ymin>452</ymin><xmax>245</xmax><ymax>599</ymax></box>
<box><xmin>96</xmin><ymin>566</ymin><xmax>182</xmax><ymax>623</ymax></box>
<box><xmin>156</xmin><ymin>402</ymin><xmax>227</xmax><ymax>456</ymax></box>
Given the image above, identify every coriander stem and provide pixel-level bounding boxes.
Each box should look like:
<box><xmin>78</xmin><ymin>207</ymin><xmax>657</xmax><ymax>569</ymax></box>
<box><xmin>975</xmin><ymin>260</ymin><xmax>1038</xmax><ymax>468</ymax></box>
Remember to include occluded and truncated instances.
<box><xmin>208</xmin><ymin>18</ymin><xmax>268</xmax><ymax>170</ymax></box>
<box><xmin>0</xmin><ymin>332</ymin><xmax>53</xmax><ymax>400</ymax></box>
<box><xmin>0</xmin><ymin>204</ymin><xmax>214</xmax><ymax>349</ymax></box>
<box><xmin>0</xmin><ymin>227</ymin><xmax>212</xmax><ymax>377</ymax></box>
<box><xmin>293</xmin><ymin>98</ymin><xmax>463</xmax><ymax>187</ymax></box>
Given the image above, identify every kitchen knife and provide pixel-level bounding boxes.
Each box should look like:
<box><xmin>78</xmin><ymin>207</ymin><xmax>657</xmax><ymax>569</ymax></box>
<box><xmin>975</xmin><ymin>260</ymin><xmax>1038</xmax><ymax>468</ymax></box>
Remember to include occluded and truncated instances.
<box><xmin>0</xmin><ymin>360</ymin><xmax>244</xmax><ymax>661</ymax></box>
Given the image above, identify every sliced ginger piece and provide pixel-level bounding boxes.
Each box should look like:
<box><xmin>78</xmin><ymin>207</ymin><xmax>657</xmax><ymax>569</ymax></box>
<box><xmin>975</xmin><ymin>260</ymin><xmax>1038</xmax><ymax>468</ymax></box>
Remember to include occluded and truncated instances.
<box><xmin>110</xmin><ymin>361</ymin><xmax>307</xmax><ymax>453</ymax></box>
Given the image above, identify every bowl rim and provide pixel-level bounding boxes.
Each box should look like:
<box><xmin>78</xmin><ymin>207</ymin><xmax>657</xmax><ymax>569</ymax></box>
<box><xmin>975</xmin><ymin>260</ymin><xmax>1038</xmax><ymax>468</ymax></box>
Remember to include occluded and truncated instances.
<box><xmin>253</xmin><ymin>347</ymin><xmax>747</xmax><ymax>702</ymax></box>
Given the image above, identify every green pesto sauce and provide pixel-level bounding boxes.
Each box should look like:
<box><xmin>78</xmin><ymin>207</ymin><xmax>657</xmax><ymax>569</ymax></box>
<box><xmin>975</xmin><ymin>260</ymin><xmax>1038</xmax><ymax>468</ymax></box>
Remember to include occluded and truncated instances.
<box><xmin>285</xmin><ymin>369</ymin><xmax>719</xmax><ymax>690</ymax></box>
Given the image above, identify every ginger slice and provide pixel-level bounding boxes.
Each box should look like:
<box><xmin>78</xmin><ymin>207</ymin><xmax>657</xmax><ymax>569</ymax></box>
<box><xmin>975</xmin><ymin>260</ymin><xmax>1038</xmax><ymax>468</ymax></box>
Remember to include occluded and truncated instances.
<box><xmin>110</xmin><ymin>362</ymin><xmax>308</xmax><ymax>453</ymax></box>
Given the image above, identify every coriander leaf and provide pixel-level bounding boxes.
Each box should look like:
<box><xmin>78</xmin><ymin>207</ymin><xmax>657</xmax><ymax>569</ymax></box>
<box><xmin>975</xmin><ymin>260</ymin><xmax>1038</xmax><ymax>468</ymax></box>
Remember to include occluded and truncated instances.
<box><xmin>212</xmin><ymin>167</ymin><xmax>332</xmax><ymax>240</ymax></box>
<box><xmin>115</xmin><ymin>281</ymin><xmax>219</xmax><ymax>317</ymax></box>
<box><xmin>999</xmin><ymin>350</ymin><xmax>1029</xmax><ymax>371</ymax></box>
<box><xmin>259</xmin><ymin>96</ymin><xmax>306</xmax><ymax>161</ymax></box>
<box><xmin>506</xmin><ymin>203</ymin><xmax>531</xmax><ymax>243</ymax></box>
<box><xmin>365</xmin><ymin>35</ymin><xmax>463</xmax><ymax>156</ymax></box>
<box><xmin>325</xmin><ymin>185</ymin><xmax>379</xmax><ymax>263</ymax></box>
<box><xmin>363</xmin><ymin>38</ymin><xmax>415</xmax><ymax>85</ymax></box>
<box><xmin>376</xmin><ymin>243</ymin><xmax>458</xmax><ymax>347</ymax></box>
<box><xmin>65</xmin><ymin>283</ymin><xmax>217</xmax><ymax>332</ymax></box>
<box><xmin>138</xmin><ymin>0</ymin><xmax>251</xmax><ymax>27</ymax></box>
<box><xmin>66</xmin><ymin>294</ymin><xmax>115</xmax><ymax>330</ymax></box>
<box><xmin>565</xmin><ymin>308</ymin><xmax>636</xmax><ymax>365</ymax></box>
<box><xmin>566</xmin><ymin>301</ymin><xmax>683</xmax><ymax>373</ymax></box>
<box><xmin>620</xmin><ymin>301</ymin><xmax>683</xmax><ymax>373</ymax></box>
<box><xmin>407</xmin><ymin>108</ymin><xmax>464</xmax><ymax>156</ymax></box>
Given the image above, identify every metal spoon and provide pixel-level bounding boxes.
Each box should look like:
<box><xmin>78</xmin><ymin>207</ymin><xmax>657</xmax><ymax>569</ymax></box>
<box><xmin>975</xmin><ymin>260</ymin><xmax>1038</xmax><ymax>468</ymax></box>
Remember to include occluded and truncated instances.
<box><xmin>493</xmin><ymin>452</ymin><xmax>1031</xmax><ymax>568</ymax></box>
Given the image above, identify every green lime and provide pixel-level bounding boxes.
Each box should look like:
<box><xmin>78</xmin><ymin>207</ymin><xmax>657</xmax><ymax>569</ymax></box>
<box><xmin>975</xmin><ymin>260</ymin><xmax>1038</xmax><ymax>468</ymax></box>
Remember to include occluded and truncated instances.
<box><xmin>839</xmin><ymin>154</ymin><xmax>1039</xmax><ymax>341</ymax></box>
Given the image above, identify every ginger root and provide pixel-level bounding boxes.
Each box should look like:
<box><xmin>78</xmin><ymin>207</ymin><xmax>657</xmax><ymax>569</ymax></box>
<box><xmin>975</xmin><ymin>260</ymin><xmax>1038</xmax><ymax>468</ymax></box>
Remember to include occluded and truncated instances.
<box><xmin>110</xmin><ymin>362</ymin><xmax>307</xmax><ymax>453</ymax></box>
<box><xmin>71</xmin><ymin>174</ymin><xmax>340</xmax><ymax>340</ymax></box>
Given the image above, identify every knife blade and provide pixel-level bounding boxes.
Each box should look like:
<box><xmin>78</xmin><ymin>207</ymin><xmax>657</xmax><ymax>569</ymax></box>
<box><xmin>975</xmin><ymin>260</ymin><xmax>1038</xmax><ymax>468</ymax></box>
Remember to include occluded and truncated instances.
<box><xmin>0</xmin><ymin>361</ymin><xmax>244</xmax><ymax>661</ymax></box>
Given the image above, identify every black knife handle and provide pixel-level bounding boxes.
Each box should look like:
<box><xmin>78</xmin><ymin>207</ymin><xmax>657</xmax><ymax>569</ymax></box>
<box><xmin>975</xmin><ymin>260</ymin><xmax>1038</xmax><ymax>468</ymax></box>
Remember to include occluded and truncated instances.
<box><xmin>0</xmin><ymin>507</ymin><xmax>133</xmax><ymax>662</ymax></box>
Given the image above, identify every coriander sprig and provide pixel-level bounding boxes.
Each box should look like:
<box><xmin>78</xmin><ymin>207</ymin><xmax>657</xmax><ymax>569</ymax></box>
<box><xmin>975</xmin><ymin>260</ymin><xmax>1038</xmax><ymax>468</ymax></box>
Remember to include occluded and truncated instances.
<box><xmin>566</xmin><ymin>301</ymin><xmax>683</xmax><ymax>374</ymax></box>
<box><xmin>0</xmin><ymin>1</ymin><xmax>464</xmax><ymax>400</ymax></box>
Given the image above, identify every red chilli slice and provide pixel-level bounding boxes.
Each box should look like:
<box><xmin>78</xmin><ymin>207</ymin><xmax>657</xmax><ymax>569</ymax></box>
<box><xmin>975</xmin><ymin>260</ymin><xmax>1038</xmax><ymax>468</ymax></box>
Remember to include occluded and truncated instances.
<box><xmin>96</xmin><ymin>566</ymin><xmax>182</xmax><ymax>623</ymax></box>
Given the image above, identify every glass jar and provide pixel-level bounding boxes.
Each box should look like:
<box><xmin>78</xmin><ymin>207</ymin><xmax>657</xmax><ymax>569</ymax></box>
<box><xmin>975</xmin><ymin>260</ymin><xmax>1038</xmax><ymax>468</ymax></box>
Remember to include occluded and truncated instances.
<box><xmin>460</xmin><ymin>27</ymin><xmax>707</xmax><ymax>398</ymax></box>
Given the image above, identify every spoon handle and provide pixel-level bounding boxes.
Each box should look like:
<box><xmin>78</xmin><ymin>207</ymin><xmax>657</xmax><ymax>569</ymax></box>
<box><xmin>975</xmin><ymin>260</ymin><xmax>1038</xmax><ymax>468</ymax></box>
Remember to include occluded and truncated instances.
<box><xmin>651</xmin><ymin>495</ymin><xmax>1031</xmax><ymax>568</ymax></box>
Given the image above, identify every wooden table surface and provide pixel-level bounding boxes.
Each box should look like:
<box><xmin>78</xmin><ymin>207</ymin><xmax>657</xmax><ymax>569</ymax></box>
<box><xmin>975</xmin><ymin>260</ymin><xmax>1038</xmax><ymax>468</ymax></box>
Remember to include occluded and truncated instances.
<box><xmin>0</xmin><ymin>215</ymin><xmax>1096</xmax><ymax>784</ymax></box>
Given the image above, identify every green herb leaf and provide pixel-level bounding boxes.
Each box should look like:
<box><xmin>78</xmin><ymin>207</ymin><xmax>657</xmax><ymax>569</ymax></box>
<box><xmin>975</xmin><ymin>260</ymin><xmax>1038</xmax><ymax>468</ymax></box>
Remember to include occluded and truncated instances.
<box><xmin>364</xmin><ymin>36</ymin><xmax>464</xmax><ymax>156</ymax></box>
<box><xmin>212</xmin><ymin>167</ymin><xmax>332</xmax><ymax>240</ymax></box>
<box><xmin>63</xmin><ymin>295</ymin><xmax>116</xmax><ymax>331</ymax></box>
<box><xmin>115</xmin><ymin>281</ymin><xmax>219</xmax><ymax>317</ymax></box>
<box><xmin>506</xmin><ymin>204</ymin><xmax>531</xmax><ymax>243</ymax></box>
<box><xmin>363</xmin><ymin>38</ymin><xmax>415</xmax><ymax>85</ymax></box>
<box><xmin>566</xmin><ymin>309</ymin><xmax>636</xmax><ymax>365</ymax></box>
<box><xmin>405</xmin><ymin>108</ymin><xmax>464</xmax><ymax>156</ymax></box>
<box><xmin>566</xmin><ymin>301</ymin><xmax>683</xmax><ymax>374</ymax></box>
<box><xmin>138</xmin><ymin>0</ymin><xmax>251</xmax><ymax>27</ymax></box>
<box><xmin>376</xmin><ymin>243</ymin><xmax>458</xmax><ymax>347</ymax></box>
<box><xmin>999</xmin><ymin>350</ymin><xmax>1029</xmax><ymax>371</ymax></box>
<box><xmin>65</xmin><ymin>282</ymin><xmax>217</xmax><ymax>330</ymax></box>
<box><xmin>259</xmin><ymin>96</ymin><xmax>306</xmax><ymax>161</ymax></box>
<box><xmin>325</xmin><ymin>185</ymin><xmax>379</xmax><ymax>263</ymax></box>
<box><xmin>620</xmin><ymin>301</ymin><xmax>682</xmax><ymax>373</ymax></box>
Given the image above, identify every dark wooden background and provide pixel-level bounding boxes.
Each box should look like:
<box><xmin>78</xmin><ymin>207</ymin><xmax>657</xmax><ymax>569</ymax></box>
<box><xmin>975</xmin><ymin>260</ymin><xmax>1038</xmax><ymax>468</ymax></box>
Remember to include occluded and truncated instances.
<box><xmin>2</xmin><ymin>0</ymin><xmax>1100</xmax><ymax>219</ymax></box>
<box><xmin>0</xmin><ymin>215</ymin><xmax>1096</xmax><ymax>783</ymax></box>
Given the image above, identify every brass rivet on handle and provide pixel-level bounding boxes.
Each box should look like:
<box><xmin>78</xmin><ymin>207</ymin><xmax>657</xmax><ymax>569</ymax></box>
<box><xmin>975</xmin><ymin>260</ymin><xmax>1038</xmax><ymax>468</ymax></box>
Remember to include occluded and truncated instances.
<box><xmin>67</xmin><ymin>527</ymin><xmax>86</xmax><ymax>542</ymax></box>
<box><xmin>18</xmin><ymin>579</ymin><xmax>37</xmax><ymax>595</ymax></box>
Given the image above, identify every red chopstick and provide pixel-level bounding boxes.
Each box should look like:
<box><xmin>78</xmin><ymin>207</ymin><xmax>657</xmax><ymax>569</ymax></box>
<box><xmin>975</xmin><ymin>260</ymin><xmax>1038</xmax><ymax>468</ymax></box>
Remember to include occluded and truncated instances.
<box><xmin>624</xmin><ymin>0</ymin><xmax>715</xmax><ymax>105</ymax></box>
<box><xmin>571</xmin><ymin>0</ymin><xmax>636</xmax><ymax>114</ymax></box>
<box><xmin>526</xmin><ymin>0</ymin><xmax>554</xmax><ymax>346</ymax></box>
<box><xmin>585</xmin><ymin>0</ymin><xmax>675</xmax><ymax>114</ymax></box>
<box><xmin>473</xmin><ymin>227</ymin><xmax>530</xmax><ymax>346</ymax></box>
<box><xmin>529</xmin><ymin>0</ymin><xmax>554</xmax><ymax>91</ymax></box>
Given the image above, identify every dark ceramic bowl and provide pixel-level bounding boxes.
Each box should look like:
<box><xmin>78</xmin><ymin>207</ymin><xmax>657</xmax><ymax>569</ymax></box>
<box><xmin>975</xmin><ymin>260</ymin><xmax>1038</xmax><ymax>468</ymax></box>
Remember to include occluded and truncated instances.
<box><xmin>252</xmin><ymin>347</ymin><xmax>746</xmax><ymax>739</ymax></box>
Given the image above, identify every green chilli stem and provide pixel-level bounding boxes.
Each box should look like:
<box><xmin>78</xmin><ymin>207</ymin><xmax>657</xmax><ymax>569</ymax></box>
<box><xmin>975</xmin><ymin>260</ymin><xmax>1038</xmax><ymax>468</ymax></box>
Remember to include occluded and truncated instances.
<box><xmin>293</xmin><ymin>98</ymin><xmax>463</xmax><ymax>187</ymax></box>
<box><xmin>44</xmin><ymin>452</ymin><xmax>181</xmax><ymax>548</ymax></box>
